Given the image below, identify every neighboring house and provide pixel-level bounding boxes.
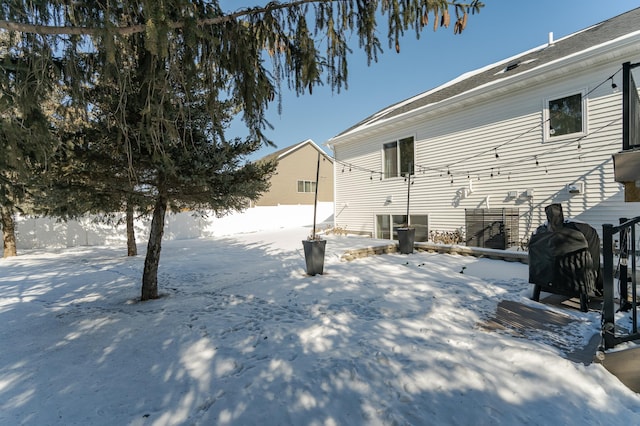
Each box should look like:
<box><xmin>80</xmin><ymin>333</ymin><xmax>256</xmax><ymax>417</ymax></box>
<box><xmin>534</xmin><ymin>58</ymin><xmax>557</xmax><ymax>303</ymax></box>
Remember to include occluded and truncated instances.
<box><xmin>327</xmin><ymin>8</ymin><xmax>640</xmax><ymax>249</ymax></box>
<box><xmin>256</xmin><ymin>139</ymin><xmax>334</xmax><ymax>206</ymax></box>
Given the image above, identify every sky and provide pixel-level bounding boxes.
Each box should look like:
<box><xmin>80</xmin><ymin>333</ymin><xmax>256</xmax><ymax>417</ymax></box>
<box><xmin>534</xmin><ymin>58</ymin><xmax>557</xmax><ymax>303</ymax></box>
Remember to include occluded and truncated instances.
<box><xmin>220</xmin><ymin>0</ymin><xmax>640</xmax><ymax>161</ymax></box>
<box><xmin>2</xmin><ymin>205</ymin><xmax>640</xmax><ymax>425</ymax></box>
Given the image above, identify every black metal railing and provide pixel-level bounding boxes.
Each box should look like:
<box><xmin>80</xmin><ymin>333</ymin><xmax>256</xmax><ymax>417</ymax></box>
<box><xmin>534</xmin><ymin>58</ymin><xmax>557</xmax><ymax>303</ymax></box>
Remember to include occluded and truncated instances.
<box><xmin>602</xmin><ymin>217</ymin><xmax>640</xmax><ymax>349</ymax></box>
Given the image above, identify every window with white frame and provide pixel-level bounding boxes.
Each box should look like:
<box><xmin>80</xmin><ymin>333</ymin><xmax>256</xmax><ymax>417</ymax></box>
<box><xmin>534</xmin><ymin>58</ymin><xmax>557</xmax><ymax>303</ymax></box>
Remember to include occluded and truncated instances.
<box><xmin>376</xmin><ymin>214</ymin><xmax>428</xmax><ymax>241</ymax></box>
<box><xmin>297</xmin><ymin>180</ymin><xmax>316</xmax><ymax>193</ymax></box>
<box><xmin>545</xmin><ymin>92</ymin><xmax>586</xmax><ymax>140</ymax></box>
<box><xmin>383</xmin><ymin>136</ymin><xmax>414</xmax><ymax>178</ymax></box>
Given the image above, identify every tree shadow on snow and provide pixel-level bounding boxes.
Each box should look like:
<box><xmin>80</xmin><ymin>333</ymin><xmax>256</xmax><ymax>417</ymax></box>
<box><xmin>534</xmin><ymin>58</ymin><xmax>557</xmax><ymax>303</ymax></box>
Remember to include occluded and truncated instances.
<box><xmin>0</xmin><ymin>238</ymin><xmax>632</xmax><ymax>425</ymax></box>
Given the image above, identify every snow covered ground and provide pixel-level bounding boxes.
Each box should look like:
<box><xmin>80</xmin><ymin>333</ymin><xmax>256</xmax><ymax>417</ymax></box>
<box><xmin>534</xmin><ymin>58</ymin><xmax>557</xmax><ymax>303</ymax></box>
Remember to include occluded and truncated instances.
<box><xmin>2</xmin><ymin>210</ymin><xmax>640</xmax><ymax>425</ymax></box>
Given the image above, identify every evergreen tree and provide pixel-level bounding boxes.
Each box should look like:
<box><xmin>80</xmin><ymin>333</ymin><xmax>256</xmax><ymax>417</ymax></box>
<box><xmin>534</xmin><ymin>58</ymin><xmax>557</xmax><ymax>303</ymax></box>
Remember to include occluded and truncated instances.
<box><xmin>0</xmin><ymin>0</ymin><xmax>482</xmax><ymax>297</ymax></box>
<box><xmin>0</xmin><ymin>30</ymin><xmax>60</xmax><ymax>257</ymax></box>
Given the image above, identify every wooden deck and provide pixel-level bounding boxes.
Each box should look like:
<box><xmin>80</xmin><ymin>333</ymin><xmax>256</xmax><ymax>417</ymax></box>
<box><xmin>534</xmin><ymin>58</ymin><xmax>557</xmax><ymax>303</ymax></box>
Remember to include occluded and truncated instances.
<box><xmin>339</xmin><ymin>243</ymin><xmax>640</xmax><ymax>393</ymax></box>
<box><xmin>480</xmin><ymin>294</ymin><xmax>640</xmax><ymax>393</ymax></box>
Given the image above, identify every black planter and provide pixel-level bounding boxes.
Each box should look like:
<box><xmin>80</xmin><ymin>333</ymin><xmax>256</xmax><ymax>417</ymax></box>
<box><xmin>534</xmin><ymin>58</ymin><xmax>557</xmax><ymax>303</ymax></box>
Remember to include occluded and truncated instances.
<box><xmin>397</xmin><ymin>228</ymin><xmax>416</xmax><ymax>254</ymax></box>
<box><xmin>302</xmin><ymin>239</ymin><xmax>327</xmax><ymax>275</ymax></box>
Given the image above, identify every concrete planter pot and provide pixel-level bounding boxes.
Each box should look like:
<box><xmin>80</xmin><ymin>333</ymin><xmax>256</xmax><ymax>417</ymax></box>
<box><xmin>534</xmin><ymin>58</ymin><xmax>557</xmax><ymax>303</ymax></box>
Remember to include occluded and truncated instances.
<box><xmin>397</xmin><ymin>228</ymin><xmax>416</xmax><ymax>254</ymax></box>
<box><xmin>302</xmin><ymin>239</ymin><xmax>326</xmax><ymax>275</ymax></box>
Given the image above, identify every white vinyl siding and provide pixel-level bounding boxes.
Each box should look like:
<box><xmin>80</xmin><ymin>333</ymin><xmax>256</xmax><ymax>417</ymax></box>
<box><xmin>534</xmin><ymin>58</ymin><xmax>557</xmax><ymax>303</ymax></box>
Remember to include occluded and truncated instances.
<box><xmin>331</xmin><ymin>61</ymin><xmax>640</xmax><ymax>243</ymax></box>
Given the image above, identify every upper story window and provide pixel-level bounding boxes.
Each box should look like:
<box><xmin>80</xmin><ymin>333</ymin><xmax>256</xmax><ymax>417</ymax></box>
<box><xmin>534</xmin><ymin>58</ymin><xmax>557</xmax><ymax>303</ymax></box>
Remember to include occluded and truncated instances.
<box><xmin>297</xmin><ymin>180</ymin><xmax>316</xmax><ymax>193</ymax></box>
<box><xmin>545</xmin><ymin>92</ymin><xmax>587</xmax><ymax>141</ymax></box>
<box><xmin>383</xmin><ymin>136</ymin><xmax>414</xmax><ymax>178</ymax></box>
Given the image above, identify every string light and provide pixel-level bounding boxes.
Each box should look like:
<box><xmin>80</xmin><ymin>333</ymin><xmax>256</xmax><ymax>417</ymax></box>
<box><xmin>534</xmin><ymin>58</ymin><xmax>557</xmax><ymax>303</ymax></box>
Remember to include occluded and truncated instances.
<box><xmin>325</xmin><ymin>72</ymin><xmax>619</xmax><ymax>183</ymax></box>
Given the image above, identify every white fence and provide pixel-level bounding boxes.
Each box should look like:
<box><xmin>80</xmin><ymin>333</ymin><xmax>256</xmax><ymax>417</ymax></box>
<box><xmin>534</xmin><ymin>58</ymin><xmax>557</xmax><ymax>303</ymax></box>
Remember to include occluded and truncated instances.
<box><xmin>13</xmin><ymin>203</ymin><xmax>335</xmax><ymax>250</ymax></box>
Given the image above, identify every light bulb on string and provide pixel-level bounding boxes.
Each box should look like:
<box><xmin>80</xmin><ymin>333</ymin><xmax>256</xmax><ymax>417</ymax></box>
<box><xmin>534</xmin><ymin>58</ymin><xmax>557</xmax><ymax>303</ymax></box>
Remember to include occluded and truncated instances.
<box><xmin>535</xmin><ymin>156</ymin><xmax>539</xmax><ymax>166</ymax></box>
<box><xmin>494</xmin><ymin>148</ymin><xmax>499</xmax><ymax>159</ymax></box>
<box><xmin>490</xmin><ymin>168</ymin><xmax>494</xmax><ymax>178</ymax></box>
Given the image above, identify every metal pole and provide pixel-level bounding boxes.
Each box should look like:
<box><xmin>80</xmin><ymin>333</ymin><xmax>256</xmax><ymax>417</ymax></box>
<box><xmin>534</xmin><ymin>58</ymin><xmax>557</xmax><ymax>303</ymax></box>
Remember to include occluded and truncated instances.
<box><xmin>623</xmin><ymin>62</ymin><xmax>630</xmax><ymax>150</ymax></box>
<box><xmin>603</xmin><ymin>224</ymin><xmax>615</xmax><ymax>330</ymax></box>
<box><xmin>406</xmin><ymin>164</ymin><xmax>411</xmax><ymax>226</ymax></box>
<box><xmin>312</xmin><ymin>152</ymin><xmax>320</xmax><ymax>239</ymax></box>
<box><xmin>632</xmin><ymin>223</ymin><xmax>637</xmax><ymax>334</ymax></box>
<box><xmin>620</xmin><ymin>218</ymin><xmax>629</xmax><ymax>309</ymax></box>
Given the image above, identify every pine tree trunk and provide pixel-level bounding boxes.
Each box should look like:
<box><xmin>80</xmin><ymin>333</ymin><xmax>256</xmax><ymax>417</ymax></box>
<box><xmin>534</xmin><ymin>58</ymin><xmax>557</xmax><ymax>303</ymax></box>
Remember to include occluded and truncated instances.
<box><xmin>126</xmin><ymin>202</ymin><xmax>137</xmax><ymax>257</ymax></box>
<box><xmin>141</xmin><ymin>195</ymin><xmax>167</xmax><ymax>301</ymax></box>
<box><xmin>1</xmin><ymin>205</ymin><xmax>18</xmax><ymax>257</ymax></box>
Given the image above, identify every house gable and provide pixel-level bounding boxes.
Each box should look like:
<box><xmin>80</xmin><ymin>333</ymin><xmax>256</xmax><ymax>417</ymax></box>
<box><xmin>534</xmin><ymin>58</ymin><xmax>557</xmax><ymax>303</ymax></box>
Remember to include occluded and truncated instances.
<box><xmin>256</xmin><ymin>140</ymin><xmax>334</xmax><ymax>206</ymax></box>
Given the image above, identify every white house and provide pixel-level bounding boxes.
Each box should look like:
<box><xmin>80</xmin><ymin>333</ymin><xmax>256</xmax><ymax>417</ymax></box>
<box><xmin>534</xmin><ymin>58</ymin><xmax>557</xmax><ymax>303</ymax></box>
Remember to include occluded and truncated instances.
<box><xmin>327</xmin><ymin>7</ymin><xmax>640</xmax><ymax>249</ymax></box>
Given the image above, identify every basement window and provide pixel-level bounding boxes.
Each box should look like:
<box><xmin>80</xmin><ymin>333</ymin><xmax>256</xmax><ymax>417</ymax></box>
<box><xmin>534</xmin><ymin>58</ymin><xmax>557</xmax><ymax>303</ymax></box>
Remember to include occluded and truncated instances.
<box><xmin>376</xmin><ymin>214</ymin><xmax>428</xmax><ymax>241</ymax></box>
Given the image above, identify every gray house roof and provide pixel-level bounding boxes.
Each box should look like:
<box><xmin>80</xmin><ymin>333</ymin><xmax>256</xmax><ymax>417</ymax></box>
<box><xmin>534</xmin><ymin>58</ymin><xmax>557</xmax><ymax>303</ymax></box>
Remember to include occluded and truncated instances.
<box><xmin>332</xmin><ymin>7</ymin><xmax>640</xmax><ymax>140</ymax></box>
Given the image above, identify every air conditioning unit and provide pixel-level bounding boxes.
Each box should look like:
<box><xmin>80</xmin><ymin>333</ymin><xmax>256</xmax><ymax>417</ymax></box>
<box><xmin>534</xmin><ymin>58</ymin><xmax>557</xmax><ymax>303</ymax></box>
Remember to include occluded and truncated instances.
<box><xmin>524</xmin><ymin>189</ymin><xmax>534</xmax><ymax>198</ymax></box>
<box><xmin>507</xmin><ymin>191</ymin><xmax>518</xmax><ymax>198</ymax></box>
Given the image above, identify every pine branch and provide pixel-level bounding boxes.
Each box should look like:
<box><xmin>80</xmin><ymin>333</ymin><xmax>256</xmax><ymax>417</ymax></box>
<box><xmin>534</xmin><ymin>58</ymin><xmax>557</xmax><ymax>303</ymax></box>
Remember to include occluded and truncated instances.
<box><xmin>0</xmin><ymin>0</ymin><xmax>479</xmax><ymax>36</ymax></box>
